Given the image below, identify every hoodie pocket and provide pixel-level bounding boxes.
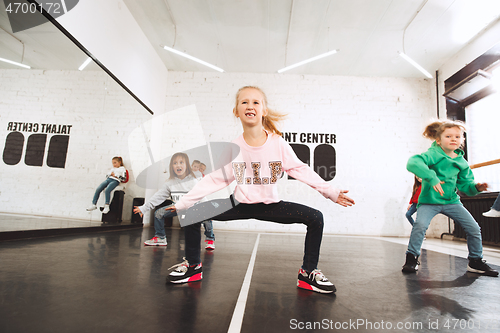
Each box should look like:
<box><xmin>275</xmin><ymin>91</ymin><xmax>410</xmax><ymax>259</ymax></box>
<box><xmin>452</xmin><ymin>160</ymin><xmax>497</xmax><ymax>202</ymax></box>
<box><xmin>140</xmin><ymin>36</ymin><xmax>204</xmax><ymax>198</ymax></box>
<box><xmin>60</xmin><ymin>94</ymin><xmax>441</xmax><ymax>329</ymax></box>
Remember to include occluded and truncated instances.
<box><xmin>441</xmin><ymin>180</ymin><xmax>456</xmax><ymax>201</ymax></box>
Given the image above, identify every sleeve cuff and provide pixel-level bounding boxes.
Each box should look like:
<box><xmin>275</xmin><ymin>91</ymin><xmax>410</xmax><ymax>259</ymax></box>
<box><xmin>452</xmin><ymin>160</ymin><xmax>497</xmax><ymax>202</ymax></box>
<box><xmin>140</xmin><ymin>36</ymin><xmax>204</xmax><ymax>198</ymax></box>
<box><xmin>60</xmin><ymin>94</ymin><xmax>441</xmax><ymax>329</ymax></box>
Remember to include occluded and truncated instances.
<box><xmin>175</xmin><ymin>202</ymin><xmax>187</xmax><ymax>211</ymax></box>
<box><xmin>326</xmin><ymin>187</ymin><xmax>341</xmax><ymax>203</ymax></box>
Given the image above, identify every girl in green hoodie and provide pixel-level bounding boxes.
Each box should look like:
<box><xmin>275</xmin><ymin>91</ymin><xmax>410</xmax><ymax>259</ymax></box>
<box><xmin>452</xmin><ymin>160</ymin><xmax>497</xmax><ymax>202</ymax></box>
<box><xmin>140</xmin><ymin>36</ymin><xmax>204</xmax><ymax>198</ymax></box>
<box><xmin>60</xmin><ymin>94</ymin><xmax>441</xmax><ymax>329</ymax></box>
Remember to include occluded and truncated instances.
<box><xmin>402</xmin><ymin>120</ymin><xmax>498</xmax><ymax>277</ymax></box>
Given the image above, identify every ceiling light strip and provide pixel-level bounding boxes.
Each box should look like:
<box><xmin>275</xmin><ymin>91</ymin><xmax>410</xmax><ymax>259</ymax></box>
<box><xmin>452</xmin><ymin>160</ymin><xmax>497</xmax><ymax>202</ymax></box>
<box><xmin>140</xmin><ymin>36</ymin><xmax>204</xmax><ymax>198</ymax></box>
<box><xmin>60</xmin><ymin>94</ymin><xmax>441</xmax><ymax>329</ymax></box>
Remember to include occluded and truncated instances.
<box><xmin>277</xmin><ymin>49</ymin><xmax>338</xmax><ymax>73</ymax></box>
<box><xmin>399</xmin><ymin>52</ymin><xmax>433</xmax><ymax>78</ymax></box>
<box><xmin>163</xmin><ymin>45</ymin><xmax>224</xmax><ymax>72</ymax></box>
<box><xmin>0</xmin><ymin>57</ymin><xmax>30</xmax><ymax>69</ymax></box>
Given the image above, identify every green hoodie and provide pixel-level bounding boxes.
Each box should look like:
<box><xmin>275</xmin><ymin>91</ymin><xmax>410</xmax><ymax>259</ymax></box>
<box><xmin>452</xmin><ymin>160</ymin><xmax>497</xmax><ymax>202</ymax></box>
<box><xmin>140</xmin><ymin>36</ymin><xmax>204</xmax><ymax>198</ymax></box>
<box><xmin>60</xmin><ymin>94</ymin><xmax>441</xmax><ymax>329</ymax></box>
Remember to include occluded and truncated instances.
<box><xmin>407</xmin><ymin>141</ymin><xmax>479</xmax><ymax>207</ymax></box>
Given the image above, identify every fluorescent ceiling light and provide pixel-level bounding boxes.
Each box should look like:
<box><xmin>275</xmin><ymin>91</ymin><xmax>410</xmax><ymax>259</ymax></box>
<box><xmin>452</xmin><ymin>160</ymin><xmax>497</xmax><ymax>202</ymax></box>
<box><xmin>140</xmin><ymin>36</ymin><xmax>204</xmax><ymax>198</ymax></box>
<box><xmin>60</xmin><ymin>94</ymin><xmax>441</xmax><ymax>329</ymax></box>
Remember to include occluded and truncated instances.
<box><xmin>78</xmin><ymin>57</ymin><xmax>92</xmax><ymax>71</ymax></box>
<box><xmin>0</xmin><ymin>57</ymin><xmax>30</xmax><ymax>69</ymax></box>
<box><xmin>399</xmin><ymin>52</ymin><xmax>433</xmax><ymax>79</ymax></box>
<box><xmin>163</xmin><ymin>45</ymin><xmax>224</xmax><ymax>72</ymax></box>
<box><xmin>277</xmin><ymin>50</ymin><xmax>338</xmax><ymax>73</ymax></box>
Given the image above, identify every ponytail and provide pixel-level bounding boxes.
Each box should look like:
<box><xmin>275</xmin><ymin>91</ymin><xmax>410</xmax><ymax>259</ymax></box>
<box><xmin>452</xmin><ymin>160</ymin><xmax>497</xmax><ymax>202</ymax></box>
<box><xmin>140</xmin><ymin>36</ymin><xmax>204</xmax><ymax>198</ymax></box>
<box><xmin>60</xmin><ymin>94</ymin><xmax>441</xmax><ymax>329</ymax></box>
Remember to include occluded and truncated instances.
<box><xmin>112</xmin><ymin>156</ymin><xmax>124</xmax><ymax>167</ymax></box>
<box><xmin>423</xmin><ymin>119</ymin><xmax>466</xmax><ymax>140</ymax></box>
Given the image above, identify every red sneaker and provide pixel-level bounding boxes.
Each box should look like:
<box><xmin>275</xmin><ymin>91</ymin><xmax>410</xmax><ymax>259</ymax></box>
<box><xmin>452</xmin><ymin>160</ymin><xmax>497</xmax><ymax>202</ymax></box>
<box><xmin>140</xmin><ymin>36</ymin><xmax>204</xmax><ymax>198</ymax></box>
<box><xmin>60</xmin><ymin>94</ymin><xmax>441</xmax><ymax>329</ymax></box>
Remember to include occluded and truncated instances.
<box><xmin>144</xmin><ymin>236</ymin><xmax>167</xmax><ymax>246</ymax></box>
<box><xmin>205</xmin><ymin>240</ymin><xmax>215</xmax><ymax>251</ymax></box>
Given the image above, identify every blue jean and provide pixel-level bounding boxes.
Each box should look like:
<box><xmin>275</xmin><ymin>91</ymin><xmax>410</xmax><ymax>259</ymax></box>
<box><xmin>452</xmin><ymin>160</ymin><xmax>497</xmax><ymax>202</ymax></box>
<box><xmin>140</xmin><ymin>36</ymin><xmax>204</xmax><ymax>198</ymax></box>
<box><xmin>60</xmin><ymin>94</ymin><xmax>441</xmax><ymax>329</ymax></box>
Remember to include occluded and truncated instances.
<box><xmin>407</xmin><ymin>204</ymin><xmax>483</xmax><ymax>259</ymax></box>
<box><xmin>491</xmin><ymin>193</ymin><xmax>500</xmax><ymax>211</ymax></box>
<box><xmin>406</xmin><ymin>203</ymin><xmax>417</xmax><ymax>226</ymax></box>
<box><xmin>154</xmin><ymin>205</ymin><xmax>214</xmax><ymax>240</ymax></box>
<box><xmin>92</xmin><ymin>178</ymin><xmax>119</xmax><ymax>205</ymax></box>
<box><xmin>183</xmin><ymin>197</ymin><xmax>324</xmax><ymax>272</ymax></box>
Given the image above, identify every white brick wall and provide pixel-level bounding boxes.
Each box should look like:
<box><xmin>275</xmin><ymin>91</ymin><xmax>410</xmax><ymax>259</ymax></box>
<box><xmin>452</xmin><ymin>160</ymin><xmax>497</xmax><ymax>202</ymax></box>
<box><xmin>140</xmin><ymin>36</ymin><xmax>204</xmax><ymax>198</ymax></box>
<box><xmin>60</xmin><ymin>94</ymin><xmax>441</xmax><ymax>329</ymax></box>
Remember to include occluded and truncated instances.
<box><xmin>0</xmin><ymin>69</ymin><xmax>151</xmax><ymax>222</ymax></box>
<box><xmin>1</xmin><ymin>68</ymin><xmax>447</xmax><ymax>236</ymax></box>
<box><xmin>164</xmin><ymin>71</ymin><xmax>437</xmax><ymax>236</ymax></box>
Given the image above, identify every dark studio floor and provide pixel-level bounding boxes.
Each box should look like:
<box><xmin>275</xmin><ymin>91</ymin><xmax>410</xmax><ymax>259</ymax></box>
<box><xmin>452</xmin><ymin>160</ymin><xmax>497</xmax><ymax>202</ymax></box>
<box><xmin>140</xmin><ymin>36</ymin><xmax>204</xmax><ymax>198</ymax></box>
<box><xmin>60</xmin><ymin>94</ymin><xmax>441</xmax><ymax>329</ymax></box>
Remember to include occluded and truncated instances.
<box><xmin>0</xmin><ymin>213</ymin><xmax>142</xmax><ymax>241</ymax></box>
<box><xmin>1</xmin><ymin>226</ymin><xmax>500</xmax><ymax>333</ymax></box>
<box><xmin>0</xmin><ymin>213</ymin><xmax>105</xmax><ymax>232</ymax></box>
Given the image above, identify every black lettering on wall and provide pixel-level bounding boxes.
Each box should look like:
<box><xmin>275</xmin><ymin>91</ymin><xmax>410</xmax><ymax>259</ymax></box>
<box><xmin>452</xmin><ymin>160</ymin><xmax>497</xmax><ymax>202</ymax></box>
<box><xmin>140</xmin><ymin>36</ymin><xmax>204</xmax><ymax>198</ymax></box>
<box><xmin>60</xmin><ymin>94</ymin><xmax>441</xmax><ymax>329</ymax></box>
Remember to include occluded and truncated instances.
<box><xmin>47</xmin><ymin>135</ymin><xmax>70</xmax><ymax>168</ymax></box>
<box><xmin>314</xmin><ymin>144</ymin><xmax>336</xmax><ymax>181</ymax></box>
<box><xmin>25</xmin><ymin>134</ymin><xmax>47</xmax><ymax>167</ymax></box>
<box><xmin>3</xmin><ymin>132</ymin><xmax>24</xmax><ymax>165</ymax></box>
<box><xmin>289</xmin><ymin>144</ymin><xmax>310</xmax><ymax>180</ymax></box>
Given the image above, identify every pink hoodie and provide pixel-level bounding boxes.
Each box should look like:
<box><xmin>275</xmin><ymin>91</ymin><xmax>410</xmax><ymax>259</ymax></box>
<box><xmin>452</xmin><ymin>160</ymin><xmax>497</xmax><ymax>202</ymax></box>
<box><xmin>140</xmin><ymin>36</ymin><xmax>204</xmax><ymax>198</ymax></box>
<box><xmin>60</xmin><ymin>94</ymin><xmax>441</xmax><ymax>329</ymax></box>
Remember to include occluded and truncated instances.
<box><xmin>175</xmin><ymin>132</ymin><xmax>340</xmax><ymax>211</ymax></box>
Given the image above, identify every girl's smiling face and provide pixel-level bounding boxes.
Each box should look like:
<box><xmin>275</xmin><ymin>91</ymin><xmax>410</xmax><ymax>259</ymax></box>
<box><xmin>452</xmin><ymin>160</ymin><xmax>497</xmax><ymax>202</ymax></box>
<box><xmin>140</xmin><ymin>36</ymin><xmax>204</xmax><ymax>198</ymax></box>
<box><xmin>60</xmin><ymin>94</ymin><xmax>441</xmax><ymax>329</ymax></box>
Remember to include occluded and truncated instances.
<box><xmin>112</xmin><ymin>159</ymin><xmax>120</xmax><ymax>168</ymax></box>
<box><xmin>172</xmin><ymin>156</ymin><xmax>187</xmax><ymax>178</ymax></box>
<box><xmin>234</xmin><ymin>88</ymin><xmax>267</xmax><ymax>128</ymax></box>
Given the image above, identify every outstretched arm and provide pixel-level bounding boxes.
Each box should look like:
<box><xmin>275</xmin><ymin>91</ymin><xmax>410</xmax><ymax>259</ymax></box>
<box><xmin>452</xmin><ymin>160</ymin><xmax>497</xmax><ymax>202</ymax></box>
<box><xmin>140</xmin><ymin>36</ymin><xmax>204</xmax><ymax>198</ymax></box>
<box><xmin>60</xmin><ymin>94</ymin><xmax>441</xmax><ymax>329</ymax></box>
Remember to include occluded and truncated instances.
<box><xmin>175</xmin><ymin>162</ymin><xmax>235</xmax><ymax>211</ymax></box>
<box><xmin>280</xmin><ymin>137</ymin><xmax>353</xmax><ymax>205</ymax></box>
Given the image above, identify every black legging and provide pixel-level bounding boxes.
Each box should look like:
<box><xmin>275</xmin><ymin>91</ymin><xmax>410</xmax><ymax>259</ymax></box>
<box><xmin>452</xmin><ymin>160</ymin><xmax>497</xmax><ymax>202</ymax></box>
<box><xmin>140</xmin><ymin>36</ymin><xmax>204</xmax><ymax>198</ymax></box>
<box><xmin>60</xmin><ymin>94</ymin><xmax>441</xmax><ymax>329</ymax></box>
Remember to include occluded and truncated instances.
<box><xmin>182</xmin><ymin>197</ymin><xmax>324</xmax><ymax>272</ymax></box>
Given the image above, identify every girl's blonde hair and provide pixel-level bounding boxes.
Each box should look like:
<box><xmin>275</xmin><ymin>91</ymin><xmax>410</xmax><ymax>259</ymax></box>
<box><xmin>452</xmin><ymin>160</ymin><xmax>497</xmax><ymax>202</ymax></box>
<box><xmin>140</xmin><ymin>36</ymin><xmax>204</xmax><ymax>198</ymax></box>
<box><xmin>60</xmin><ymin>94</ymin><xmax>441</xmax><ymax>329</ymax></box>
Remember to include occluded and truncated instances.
<box><xmin>233</xmin><ymin>86</ymin><xmax>287</xmax><ymax>136</ymax></box>
<box><xmin>168</xmin><ymin>152</ymin><xmax>195</xmax><ymax>180</ymax></box>
<box><xmin>423</xmin><ymin>119</ymin><xmax>467</xmax><ymax>141</ymax></box>
<box><xmin>112</xmin><ymin>156</ymin><xmax>124</xmax><ymax>167</ymax></box>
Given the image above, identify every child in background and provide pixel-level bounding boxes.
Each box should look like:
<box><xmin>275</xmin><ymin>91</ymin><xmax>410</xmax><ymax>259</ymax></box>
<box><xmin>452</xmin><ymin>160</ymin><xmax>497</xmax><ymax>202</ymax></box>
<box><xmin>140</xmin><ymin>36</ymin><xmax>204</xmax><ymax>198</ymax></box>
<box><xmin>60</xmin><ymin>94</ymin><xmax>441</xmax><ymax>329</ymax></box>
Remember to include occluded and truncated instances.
<box><xmin>87</xmin><ymin>156</ymin><xmax>126</xmax><ymax>214</ymax></box>
<box><xmin>403</xmin><ymin>120</ymin><xmax>498</xmax><ymax>276</ymax></box>
<box><xmin>191</xmin><ymin>159</ymin><xmax>215</xmax><ymax>248</ymax></box>
<box><xmin>406</xmin><ymin>176</ymin><xmax>422</xmax><ymax>226</ymax></box>
<box><xmin>199</xmin><ymin>163</ymin><xmax>207</xmax><ymax>177</ymax></box>
<box><xmin>164</xmin><ymin>86</ymin><xmax>354</xmax><ymax>293</ymax></box>
<box><xmin>133</xmin><ymin>153</ymin><xmax>215</xmax><ymax>249</ymax></box>
<box><xmin>191</xmin><ymin>160</ymin><xmax>203</xmax><ymax>179</ymax></box>
<box><xmin>483</xmin><ymin>192</ymin><xmax>500</xmax><ymax>217</ymax></box>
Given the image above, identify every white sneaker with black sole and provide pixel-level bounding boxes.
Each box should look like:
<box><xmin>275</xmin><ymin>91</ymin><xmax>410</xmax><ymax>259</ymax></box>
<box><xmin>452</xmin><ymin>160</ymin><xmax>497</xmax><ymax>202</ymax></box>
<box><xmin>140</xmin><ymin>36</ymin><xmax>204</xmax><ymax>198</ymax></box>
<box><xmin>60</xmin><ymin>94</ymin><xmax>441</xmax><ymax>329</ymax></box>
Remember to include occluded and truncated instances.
<box><xmin>297</xmin><ymin>268</ymin><xmax>336</xmax><ymax>293</ymax></box>
<box><xmin>167</xmin><ymin>258</ymin><xmax>203</xmax><ymax>284</ymax></box>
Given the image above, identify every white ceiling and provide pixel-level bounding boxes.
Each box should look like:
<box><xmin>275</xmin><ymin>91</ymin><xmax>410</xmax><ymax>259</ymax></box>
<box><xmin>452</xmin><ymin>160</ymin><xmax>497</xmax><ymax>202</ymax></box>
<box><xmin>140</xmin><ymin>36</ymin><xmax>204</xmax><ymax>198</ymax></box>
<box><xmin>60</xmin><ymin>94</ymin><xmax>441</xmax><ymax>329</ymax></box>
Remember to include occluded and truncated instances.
<box><xmin>123</xmin><ymin>0</ymin><xmax>500</xmax><ymax>77</ymax></box>
<box><xmin>1</xmin><ymin>0</ymin><xmax>500</xmax><ymax>78</ymax></box>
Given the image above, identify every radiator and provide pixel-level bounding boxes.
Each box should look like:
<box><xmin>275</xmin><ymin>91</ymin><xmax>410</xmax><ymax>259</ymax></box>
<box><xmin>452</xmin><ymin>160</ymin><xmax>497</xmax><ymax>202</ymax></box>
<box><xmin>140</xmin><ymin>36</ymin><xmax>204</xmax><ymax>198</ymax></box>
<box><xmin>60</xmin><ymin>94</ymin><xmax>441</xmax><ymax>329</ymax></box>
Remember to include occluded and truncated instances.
<box><xmin>455</xmin><ymin>192</ymin><xmax>500</xmax><ymax>244</ymax></box>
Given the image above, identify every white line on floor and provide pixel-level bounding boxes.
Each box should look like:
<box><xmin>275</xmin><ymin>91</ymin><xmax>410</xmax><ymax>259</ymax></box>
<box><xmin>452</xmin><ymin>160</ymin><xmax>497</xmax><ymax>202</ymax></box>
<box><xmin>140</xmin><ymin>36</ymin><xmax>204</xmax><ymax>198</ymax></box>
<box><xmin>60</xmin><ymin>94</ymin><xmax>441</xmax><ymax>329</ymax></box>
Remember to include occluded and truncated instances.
<box><xmin>227</xmin><ymin>233</ymin><xmax>261</xmax><ymax>333</ymax></box>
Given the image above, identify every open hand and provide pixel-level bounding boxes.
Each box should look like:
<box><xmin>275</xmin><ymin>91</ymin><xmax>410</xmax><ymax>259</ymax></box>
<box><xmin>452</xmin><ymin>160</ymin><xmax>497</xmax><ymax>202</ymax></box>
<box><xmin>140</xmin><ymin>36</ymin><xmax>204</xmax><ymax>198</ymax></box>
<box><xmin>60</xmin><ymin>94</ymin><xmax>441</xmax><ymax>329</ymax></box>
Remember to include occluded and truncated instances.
<box><xmin>433</xmin><ymin>181</ymin><xmax>445</xmax><ymax>196</ymax></box>
<box><xmin>476</xmin><ymin>183</ymin><xmax>488</xmax><ymax>192</ymax></box>
<box><xmin>336</xmin><ymin>190</ymin><xmax>355</xmax><ymax>207</ymax></box>
<box><xmin>133</xmin><ymin>206</ymin><xmax>143</xmax><ymax>217</ymax></box>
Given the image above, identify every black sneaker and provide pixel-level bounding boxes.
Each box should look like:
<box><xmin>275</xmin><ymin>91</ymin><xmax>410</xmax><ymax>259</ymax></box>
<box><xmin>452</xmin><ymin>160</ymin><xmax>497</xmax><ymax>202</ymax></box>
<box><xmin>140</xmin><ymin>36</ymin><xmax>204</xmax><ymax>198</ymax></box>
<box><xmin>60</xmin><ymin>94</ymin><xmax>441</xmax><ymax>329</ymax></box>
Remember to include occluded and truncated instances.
<box><xmin>467</xmin><ymin>258</ymin><xmax>499</xmax><ymax>277</ymax></box>
<box><xmin>167</xmin><ymin>258</ymin><xmax>203</xmax><ymax>284</ymax></box>
<box><xmin>402</xmin><ymin>253</ymin><xmax>419</xmax><ymax>273</ymax></box>
<box><xmin>297</xmin><ymin>268</ymin><xmax>336</xmax><ymax>294</ymax></box>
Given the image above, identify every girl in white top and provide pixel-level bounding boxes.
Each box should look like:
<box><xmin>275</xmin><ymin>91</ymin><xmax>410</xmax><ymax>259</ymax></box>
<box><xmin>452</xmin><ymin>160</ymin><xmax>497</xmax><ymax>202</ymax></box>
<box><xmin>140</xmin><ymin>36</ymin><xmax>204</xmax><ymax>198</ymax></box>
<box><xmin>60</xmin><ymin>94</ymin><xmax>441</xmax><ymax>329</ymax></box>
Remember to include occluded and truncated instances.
<box><xmin>133</xmin><ymin>153</ymin><xmax>215</xmax><ymax>248</ymax></box>
<box><xmin>87</xmin><ymin>156</ymin><xmax>126</xmax><ymax>214</ymax></box>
